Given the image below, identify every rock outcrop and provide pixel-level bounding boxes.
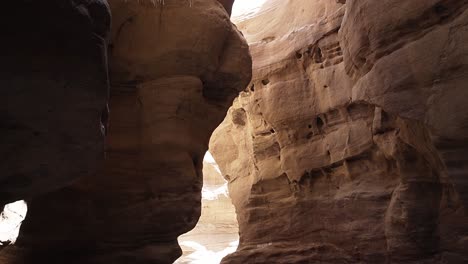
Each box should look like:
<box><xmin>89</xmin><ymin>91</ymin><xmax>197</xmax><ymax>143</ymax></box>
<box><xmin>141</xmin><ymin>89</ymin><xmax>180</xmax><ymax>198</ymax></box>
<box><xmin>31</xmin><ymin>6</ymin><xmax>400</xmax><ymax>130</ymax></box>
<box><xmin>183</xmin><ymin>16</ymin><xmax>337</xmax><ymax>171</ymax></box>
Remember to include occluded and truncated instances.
<box><xmin>0</xmin><ymin>0</ymin><xmax>251</xmax><ymax>263</ymax></box>
<box><xmin>0</xmin><ymin>0</ymin><xmax>111</xmax><ymax>207</ymax></box>
<box><xmin>211</xmin><ymin>0</ymin><xmax>468</xmax><ymax>263</ymax></box>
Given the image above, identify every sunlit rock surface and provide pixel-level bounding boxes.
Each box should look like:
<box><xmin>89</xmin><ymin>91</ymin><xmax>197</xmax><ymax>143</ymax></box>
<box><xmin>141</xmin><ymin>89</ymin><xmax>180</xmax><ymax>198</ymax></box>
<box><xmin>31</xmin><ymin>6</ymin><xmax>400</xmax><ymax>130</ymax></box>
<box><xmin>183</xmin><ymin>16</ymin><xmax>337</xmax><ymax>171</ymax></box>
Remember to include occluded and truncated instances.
<box><xmin>231</xmin><ymin>0</ymin><xmax>267</xmax><ymax>22</ymax></box>
<box><xmin>175</xmin><ymin>152</ymin><xmax>238</xmax><ymax>264</ymax></box>
<box><xmin>211</xmin><ymin>0</ymin><xmax>468</xmax><ymax>263</ymax></box>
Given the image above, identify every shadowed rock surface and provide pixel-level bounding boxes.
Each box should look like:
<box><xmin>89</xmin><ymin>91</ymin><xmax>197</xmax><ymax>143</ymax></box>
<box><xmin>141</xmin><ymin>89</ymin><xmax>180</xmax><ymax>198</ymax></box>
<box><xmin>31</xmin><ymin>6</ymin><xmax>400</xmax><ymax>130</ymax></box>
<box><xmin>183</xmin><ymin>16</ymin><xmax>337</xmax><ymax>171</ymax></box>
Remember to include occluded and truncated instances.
<box><xmin>210</xmin><ymin>0</ymin><xmax>468</xmax><ymax>263</ymax></box>
<box><xmin>0</xmin><ymin>0</ymin><xmax>251</xmax><ymax>263</ymax></box>
<box><xmin>0</xmin><ymin>0</ymin><xmax>111</xmax><ymax>208</ymax></box>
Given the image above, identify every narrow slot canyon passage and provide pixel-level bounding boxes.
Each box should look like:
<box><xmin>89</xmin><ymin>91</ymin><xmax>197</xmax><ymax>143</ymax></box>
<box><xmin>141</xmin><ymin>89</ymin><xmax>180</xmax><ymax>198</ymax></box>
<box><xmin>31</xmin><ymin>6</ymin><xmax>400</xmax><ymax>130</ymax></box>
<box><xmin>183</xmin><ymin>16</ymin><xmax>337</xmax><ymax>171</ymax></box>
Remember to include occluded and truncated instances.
<box><xmin>0</xmin><ymin>0</ymin><xmax>467</xmax><ymax>263</ymax></box>
<box><xmin>175</xmin><ymin>152</ymin><xmax>238</xmax><ymax>264</ymax></box>
<box><xmin>174</xmin><ymin>2</ymin><xmax>261</xmax><ymax>262</ymax></box>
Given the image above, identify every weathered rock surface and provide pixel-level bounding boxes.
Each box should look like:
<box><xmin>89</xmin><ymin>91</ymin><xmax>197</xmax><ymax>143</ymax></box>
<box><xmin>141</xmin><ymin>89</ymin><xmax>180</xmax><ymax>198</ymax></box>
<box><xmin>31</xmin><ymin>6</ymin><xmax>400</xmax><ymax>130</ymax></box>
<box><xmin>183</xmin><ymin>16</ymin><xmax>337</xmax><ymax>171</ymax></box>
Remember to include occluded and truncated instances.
<box><xmin>341</xmin><ymin>0</ymin><xmax>468</xmax><ymax>211</ymax></box>
<box><xmin>0</xmin><ymin>0</ymin><xmax>111</xmax><ymax>207</ymax></box>
<box><xmin>210</xmin><ymin>0</ymin><xmax>468</xmax><ymax>263</ymax></box>
<box><xmin>0</xmin><ymin>0</ymin><xmax>251</xmax><ymax>263</ymax></box>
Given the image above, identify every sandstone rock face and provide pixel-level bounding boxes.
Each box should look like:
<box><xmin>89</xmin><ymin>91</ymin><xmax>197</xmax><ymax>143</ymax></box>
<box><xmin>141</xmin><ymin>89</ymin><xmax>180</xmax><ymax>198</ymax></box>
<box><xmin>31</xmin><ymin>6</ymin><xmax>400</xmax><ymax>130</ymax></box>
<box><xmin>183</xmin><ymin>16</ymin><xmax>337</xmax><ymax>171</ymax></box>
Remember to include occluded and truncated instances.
<box><xmin>0</xmin><ymin>1</ymin><xmax>251</xmax><ymax>264</ymax></box>
<box><xmin>210</xmin><ymin>0</ymin><xmax>468</xmax><ymax>263</ymax></box>
<box><xmin>341</xmin><ymin>0</ymin><xmax>468</xmax><ymax>211</ymax></box>
<box><xmin>0</xmin><ymin>0</ymin><xmax>111</xmax><ymax>207</ymax></box>
<box><xmin>176</xmin><ymin>153</ymin><xmax>238</xmax><ymax>264</ymax></box>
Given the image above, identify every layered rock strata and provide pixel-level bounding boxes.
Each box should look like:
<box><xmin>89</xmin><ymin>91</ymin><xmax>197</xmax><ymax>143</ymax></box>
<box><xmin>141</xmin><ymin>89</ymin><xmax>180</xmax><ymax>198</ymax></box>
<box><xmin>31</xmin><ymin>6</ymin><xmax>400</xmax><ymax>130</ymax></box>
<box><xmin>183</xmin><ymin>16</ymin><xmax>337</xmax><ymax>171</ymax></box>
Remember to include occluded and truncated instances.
<box><xmin>0</xmin><ymin>0</ymin><xmax>251</xmax><ymax>263</ymax></box>
<box><xmin>211</xmin><ymin>0</ymin><xmax>468</xmax><ymax>263</ymax></box>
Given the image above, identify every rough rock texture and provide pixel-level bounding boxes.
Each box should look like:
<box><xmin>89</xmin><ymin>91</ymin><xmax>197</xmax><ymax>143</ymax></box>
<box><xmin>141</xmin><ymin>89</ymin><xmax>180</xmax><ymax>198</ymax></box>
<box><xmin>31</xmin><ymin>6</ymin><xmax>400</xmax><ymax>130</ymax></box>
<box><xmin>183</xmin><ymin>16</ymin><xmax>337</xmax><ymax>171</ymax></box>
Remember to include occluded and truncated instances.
<box><xmin>176</xmin><ymin>153</ymin><xmax>238</xmax><ymax>264</ymax></box>
<box><xmin>210</xmin><ymin>0</ymin><xmax>468</xmax><ymax>263</ymax></box>
<box><xmin>341</xmin><ymin>0</ymin><xmax>468</xmax><ymax>212</ymax></box>
<box><xmin>0</xmin><ymin>0</ymin><xmax>111</xmax><ymax>207</ymax></box>
<box><xmin>0</xmin><ymin>0</ymin><xmax>251</xmax><ymax>263</ymax></box>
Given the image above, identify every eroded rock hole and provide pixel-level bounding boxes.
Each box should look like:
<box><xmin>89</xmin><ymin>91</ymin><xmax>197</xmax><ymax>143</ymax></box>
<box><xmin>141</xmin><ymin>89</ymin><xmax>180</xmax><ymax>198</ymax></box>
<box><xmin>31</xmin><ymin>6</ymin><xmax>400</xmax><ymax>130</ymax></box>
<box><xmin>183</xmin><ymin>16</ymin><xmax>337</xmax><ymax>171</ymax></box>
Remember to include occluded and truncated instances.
<box><xmin>434</xmin><ymin>3</ymin><xmax>449</xmax><ymax>18</ymax></box>
<box><xmin>316</xmin><ymin>116</ymin><xmax>325</xmax><ymax>132</ymax></box>
<box><xmin>295</xmin><ymin>51</ymin><xmax>303</xmax><ymax>59</ymax></box>
<box><xmin>232</xmin><ymin>108</ymin><xmax>247</xmax><ymax>126</ymax></box>
<box><xmin>313</xmin><ymin>47</ymin><xmax>323</xmax><ymax>63</ymax></box>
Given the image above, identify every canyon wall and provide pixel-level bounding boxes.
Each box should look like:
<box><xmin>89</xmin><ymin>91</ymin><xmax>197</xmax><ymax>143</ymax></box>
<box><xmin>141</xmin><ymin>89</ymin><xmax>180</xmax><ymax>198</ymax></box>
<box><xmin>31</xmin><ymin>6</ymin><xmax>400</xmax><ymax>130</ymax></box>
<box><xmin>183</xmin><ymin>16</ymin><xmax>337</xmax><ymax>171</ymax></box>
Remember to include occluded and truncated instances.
<box><xmin>0</xmin><ymin>0</ymin><xmax>251</xmax><ymax>263</ymax></box>
<box><xmin>0</xmin><ymin>0</ymin><xmax>111</xmax><ymax>208</ymax></box>
<box><xmin>211</xmin><ymin>0</ymin><xmax>468</xmax><ymax>263</ymax></box>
